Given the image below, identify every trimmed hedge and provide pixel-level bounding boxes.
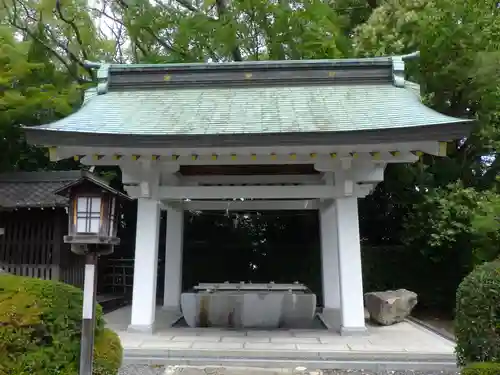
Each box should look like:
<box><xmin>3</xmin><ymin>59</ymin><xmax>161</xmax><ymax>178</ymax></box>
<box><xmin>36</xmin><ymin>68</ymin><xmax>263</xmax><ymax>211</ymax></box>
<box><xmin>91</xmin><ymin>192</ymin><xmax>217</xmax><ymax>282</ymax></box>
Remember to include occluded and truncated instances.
<box><xmin>462</xmin><ymin>362</ymin><xmax>500</xmax><ymax>375</ymax></box>
<box><xmin>455</xmin><ymin>260</ymin><xmax>500</xmax><ymax>366</ymax></box>
<box><xmin>0</xmin><ymin>274</ymin><xmax>122</xmax><ymax>375</ymax></box>
<box><xmin>93</xmin><ymin>328</ymin><xmax>123</xmax><ymax>375</ymax></box>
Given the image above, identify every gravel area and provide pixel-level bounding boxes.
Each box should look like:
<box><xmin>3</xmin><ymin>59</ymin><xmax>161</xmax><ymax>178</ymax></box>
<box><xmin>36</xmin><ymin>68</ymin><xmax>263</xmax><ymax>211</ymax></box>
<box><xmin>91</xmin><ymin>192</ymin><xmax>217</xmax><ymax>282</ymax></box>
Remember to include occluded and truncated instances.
<box><xmin>118</xmin><ymin>366</ymin><xmax>460</xmax><ymax>375</ymax></box>
<box><xmin>119</xmin><ymin>365</ymin><xmax>167</xmax><ymax>375</ymax></box>
<box><xmin>324</xmin><ymin>371</ymin><xmax>460</xmax><ymax>375</ymax></box>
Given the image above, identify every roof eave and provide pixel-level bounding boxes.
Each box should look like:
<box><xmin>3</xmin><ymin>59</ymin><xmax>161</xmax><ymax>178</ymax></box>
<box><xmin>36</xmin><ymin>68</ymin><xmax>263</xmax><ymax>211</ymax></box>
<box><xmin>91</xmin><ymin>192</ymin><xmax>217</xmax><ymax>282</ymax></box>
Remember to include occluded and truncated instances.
<box><xmin>24</xmin><ymin>120</ymin><xmax>475</xmax><ymax>149</ymax></box>
<box><xmin>0</xmin><ymin>202</ymin><xmax>68</xmax><ymax>210</ymax></box>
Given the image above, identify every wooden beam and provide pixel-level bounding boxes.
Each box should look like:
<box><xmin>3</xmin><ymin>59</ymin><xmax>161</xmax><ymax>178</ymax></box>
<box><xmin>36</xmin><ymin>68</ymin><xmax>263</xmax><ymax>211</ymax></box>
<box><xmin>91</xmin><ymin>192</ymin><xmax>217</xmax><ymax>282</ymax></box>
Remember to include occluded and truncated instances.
<box><xmin>130</xmin><ymin>184</ymin><xmax>351</xmax><ymax>199</ymax></box>
<box><xmin>56</xmin><ymin>140</ymin><xmax>444</xmax><ymax>161</ymax></box>
<box><xmin>78</xmin><ymin>150</ymin><xmax>420</xmax><ymax>167</ymax></box>
<box><xmin>179</xmin><ymin>164</ymin><xmax>320</xmax><ymax>175</ymax></box>
<box><xmin>180</xmin><ymin>174</ymin><xmax>323</xmax><ymax>186</ymax></box>
<box><xmin>167</xmin><ymin>199</ymin><xmax>320</xmax><ymax>211</ymax></box>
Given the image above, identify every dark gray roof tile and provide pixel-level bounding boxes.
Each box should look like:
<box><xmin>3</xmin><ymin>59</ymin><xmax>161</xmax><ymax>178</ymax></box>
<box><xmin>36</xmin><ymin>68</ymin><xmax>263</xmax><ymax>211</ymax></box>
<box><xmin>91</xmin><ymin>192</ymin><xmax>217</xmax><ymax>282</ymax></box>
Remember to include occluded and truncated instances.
<box><xmin>0</xmin><ymin>171</ymin><xmax>81</xmax><ymax>209</ymax></box>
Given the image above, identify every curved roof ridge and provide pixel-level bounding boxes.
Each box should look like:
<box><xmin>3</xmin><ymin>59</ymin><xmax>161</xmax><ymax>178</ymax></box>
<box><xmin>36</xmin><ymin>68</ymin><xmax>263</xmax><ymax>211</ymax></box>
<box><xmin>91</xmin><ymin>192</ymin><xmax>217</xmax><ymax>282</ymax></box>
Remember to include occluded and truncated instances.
<box><xmin>84</xmin><ymin>56</ymin><xmax>394</xmax><ymax>71</ymax></box>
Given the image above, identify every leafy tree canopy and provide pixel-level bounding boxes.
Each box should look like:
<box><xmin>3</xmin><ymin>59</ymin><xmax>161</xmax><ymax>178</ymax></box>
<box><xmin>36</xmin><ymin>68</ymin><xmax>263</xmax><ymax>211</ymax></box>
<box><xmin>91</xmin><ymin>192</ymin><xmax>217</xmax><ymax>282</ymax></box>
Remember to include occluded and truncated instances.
<box><xmin>0</xmin><ymin>0</ymin><xmax>498</xmax><ymax>278</ymax></box>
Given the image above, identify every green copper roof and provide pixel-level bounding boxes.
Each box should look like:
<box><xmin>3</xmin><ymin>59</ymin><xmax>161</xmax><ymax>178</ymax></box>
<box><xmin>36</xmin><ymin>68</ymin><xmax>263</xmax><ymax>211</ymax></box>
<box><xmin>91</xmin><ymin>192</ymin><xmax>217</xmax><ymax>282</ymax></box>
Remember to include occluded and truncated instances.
<box><xmin>37</xmin><ymin>84</ymin><xmax>462</xmax><ymax>135</ymax></box>
<box><xmin>24</xmin><ymin>55</ymin><xmax>473</xmax><ymax>147</ymax></box>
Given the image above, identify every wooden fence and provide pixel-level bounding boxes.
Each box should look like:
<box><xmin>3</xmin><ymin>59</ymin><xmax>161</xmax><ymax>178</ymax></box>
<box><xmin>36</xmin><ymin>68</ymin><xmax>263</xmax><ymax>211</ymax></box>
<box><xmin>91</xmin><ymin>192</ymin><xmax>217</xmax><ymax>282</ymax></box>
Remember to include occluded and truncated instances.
<box><xmin>0</xmin><ymin>208</ymin><xmax>85</xmax><ymax>287</ymax></box>
<box><xmin>0</xmin><ymin>263</ymin><xmax>59</xmax><ymax>280</ymax></box>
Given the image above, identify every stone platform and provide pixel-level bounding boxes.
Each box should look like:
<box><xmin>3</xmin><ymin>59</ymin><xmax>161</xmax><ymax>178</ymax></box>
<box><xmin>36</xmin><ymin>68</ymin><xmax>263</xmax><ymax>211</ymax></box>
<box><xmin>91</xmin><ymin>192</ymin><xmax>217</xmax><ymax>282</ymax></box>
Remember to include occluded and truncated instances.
<box><xmin>105</xmin><ymin>306</ymin><xmax>457</xmax><ymax>372</ymax></box>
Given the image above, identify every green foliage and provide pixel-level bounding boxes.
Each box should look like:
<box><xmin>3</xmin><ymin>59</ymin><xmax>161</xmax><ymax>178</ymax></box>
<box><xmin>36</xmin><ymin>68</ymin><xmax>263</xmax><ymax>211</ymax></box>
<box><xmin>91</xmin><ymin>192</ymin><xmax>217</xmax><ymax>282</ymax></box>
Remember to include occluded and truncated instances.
<box><xmin>401</xmin><ymin>183</ymin><xmax>500</xmax><ymax>311</ymax></box>
<box><xmin>354</xmin><ymin>0</ymin><xmax>500</xmax><ymax>187</ymax></box>
<box><xmin>455</xmin><ymin>260</ymin><xmax>500</xmax><ymax>366</ymax></box>
<box><xmin>0</xmin><ymin>0</ymin><xmax>497</xmax><ymax>322</ymax></box>
<box><xmin>360</xmin><ymin>244</ymin><xmax>460</xmax><ymax>312</ymax></box>
<box><xmin>462</xmin><ymin>362</ymin><xmax>500</xmax><ymax>375</ymax></box>
<box><xmin>93</xmin><ymin>329</ymin><xmax>123</xmax><ymax>375</ymax></box>
<box><xmin>353</xmin><ymin>0</ymin><xmax>425</xmax><ymax>57</ymax></box>
<box><xmin>0</xmin><ymin>25</ymin><xmax>83</xmax><ymax>173</ymax></box>
<box><xmin>351</xmin><ymin>0</ymin><xmax>500</xmax><ymax>317</ymax></box>
<box><xmin>404</xmin><ymin>183</ymin><xmax>500</xmax><ymax>266</ymax></box>
<box><xmin>473</xmin><ymin>181</ymin><xmax>500</xmax><ymax>232</ymax></box>
<box><xmin>0</xmin><ymin>274</ymin><xmax>121</xmax><ymax>375</ymax></box>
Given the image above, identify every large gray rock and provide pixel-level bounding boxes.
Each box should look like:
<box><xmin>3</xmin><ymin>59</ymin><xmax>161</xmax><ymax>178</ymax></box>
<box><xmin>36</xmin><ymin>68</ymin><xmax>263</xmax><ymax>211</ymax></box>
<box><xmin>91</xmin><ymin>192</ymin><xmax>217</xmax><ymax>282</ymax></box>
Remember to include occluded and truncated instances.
<box><xmin>364</xmin><ymin>289</ymin><xmax>418</xmax><ymax>326</ymax></box>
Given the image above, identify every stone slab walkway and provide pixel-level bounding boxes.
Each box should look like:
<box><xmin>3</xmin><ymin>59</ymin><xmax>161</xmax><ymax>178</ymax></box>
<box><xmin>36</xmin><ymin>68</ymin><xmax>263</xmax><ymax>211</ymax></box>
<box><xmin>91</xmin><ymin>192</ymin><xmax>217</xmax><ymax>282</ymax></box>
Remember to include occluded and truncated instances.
<box><xmin>114</xmin><ymin>322</ymin><xmax>456</xmax><ymax>371</ymax></box>
<box><xmin>106</xmin><ymin>307</ymin><xmax>457</xmax><ymax>371</ymax></box>
<box><xmin>116</xmin><ymin>321</ymin><xmax>455</xmax><ymax>355</ymax></box>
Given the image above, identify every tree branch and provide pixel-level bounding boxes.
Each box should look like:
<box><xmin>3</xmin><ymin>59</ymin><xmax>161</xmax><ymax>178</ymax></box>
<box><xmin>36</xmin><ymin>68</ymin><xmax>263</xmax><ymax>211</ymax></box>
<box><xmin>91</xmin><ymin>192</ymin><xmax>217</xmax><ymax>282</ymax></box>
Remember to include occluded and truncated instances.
<box><xmin>3</xmin><ymin>0</ymin><xmax>85</xmax><ymax>83</ymax></box>
<box><xmin>114</xmin><ymin>0</ymin><xmax>188</xmax><ymax>58</ymax></box>
<box><xmin>214</xmin><ymin>0</ymin><xmax>242</xmax><ymax>61</ymax></box>
<box><xmin>54</xmin><ymin>0</ymin><xmax>90</xmax><ymax>63</ymax></box>
<box><xmin>44</xmin><ymin>25</ymin><xmax>93</xmax><ymax>80</ymax></box>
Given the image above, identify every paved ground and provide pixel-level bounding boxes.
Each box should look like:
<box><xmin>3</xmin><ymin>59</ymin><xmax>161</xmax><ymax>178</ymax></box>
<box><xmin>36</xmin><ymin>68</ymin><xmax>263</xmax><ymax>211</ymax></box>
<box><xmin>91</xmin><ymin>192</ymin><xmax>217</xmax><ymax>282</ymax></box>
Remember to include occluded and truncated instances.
<box><xmin>108</xmin><ymin>307</ymin><xmax>457</xmax><ymax>373</ymax></box>
<box><xmin>118</xmin><ymin>365</ymin><xmax>461</xmax><ymax>375</ymax></box>
<box><xmin>107</xmin><ymin>306</ymin><xmax>455</xmax><ymax>357</ymax></box>
<box><xmin>115</xmin><ymin>321</ymin><xmax>456</xmax><ymax>357</ymax></box>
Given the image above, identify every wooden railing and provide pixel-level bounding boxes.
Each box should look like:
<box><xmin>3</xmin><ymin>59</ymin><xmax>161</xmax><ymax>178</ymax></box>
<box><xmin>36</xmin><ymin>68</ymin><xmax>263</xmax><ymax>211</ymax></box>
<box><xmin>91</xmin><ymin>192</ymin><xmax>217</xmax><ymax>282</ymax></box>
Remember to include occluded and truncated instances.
<box><xmin>0</xmin><ymin>263</ymin><xmax>60</xmax><ymax>280</ymax></box>
<box><xmin>99</xmin><ymin>258</ymin><xmax>163</xmax><ymax>300</ymax></box>
<box><xmin>100</xmin><ymin>258</ymin><xmax>135</xmax><ymax>298</ymax></box>
<box><xmin>61</xmin><ymin>258</ymin><xmax>86</xmax><ymax>288</ymax></box>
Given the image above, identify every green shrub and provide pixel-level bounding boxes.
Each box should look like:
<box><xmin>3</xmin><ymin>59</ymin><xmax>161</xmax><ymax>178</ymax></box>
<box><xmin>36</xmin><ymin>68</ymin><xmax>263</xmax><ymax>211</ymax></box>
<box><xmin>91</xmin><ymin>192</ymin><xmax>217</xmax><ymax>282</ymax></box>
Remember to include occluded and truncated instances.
<box><xmin>462</xmin><ymin>362</ymin><xmax>500</xmax><ymax>375</ymax></box>
<box><xmin>93</xmin><ymin>329</ymin><xmax>123</xmax><ymax>375</ymax></box>
<box><xmin>455</xmin><ymin>260</ymin><xmax>500</xmax><ymax>365</ymax></box>
<box><xmin>0</xmin><ymin>274</ymin><xmax>122</xmax><ymax>375</ymax></box>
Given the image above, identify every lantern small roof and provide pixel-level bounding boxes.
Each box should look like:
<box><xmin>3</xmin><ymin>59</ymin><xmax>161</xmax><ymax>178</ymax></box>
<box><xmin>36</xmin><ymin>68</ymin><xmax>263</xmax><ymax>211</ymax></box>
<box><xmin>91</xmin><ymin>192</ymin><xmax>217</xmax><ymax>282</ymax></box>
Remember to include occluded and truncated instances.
<box><xmin>52</xmin><ymin>170</ymin><xmax>131</xmax><ymax>200</ymax></box>
<box><xmin>23</xmin><ymin>54</ymin><xmax>474</xmax><ymax>148</ymax></box>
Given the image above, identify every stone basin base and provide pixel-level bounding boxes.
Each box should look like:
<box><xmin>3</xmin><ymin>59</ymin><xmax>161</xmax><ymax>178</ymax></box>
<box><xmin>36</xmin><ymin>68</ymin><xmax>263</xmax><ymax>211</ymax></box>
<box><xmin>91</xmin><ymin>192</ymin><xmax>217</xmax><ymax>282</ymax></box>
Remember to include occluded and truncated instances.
<box><xmin>181</xmin><ymin>291</ymin><xmax>317</xmax><ymax>329</ymax></box>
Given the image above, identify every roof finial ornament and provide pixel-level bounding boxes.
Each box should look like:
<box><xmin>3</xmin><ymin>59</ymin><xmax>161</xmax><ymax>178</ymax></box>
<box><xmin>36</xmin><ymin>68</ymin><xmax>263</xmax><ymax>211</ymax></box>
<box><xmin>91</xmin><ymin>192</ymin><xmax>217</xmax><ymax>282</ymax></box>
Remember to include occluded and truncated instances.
<box><xmin>401</xmin><ymin>51</ymin><xmax>420</xmax><ymax>61</ymax></box>
<box><xmin>83</xmin><ymin>60</ymin><xmax>110</xmax><ymax>95</ymax></box>
<box><xmin>83</xmin><ymin>60</ymin><xmax>101</xmax><ymax>69</ymax></box>
<box><xmin>391</xmin><ymin>51</ymin><xmax>420</xmax><ymax>88</ymax></box>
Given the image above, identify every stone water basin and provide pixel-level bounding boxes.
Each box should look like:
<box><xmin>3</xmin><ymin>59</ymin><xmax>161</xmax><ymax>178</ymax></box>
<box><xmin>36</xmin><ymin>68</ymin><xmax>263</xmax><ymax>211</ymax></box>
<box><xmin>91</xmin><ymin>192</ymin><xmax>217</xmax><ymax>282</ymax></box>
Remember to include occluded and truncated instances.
<box><xmin>180</xmin><ymin>282</ymin><xmax>317</xmax><ymax>329</ymax></box>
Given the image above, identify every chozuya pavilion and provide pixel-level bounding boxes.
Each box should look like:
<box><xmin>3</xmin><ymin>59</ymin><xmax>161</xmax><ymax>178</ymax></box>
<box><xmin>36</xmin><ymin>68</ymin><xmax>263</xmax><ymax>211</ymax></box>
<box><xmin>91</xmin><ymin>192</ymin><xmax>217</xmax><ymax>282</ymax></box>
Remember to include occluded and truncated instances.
<box><xmin>25</xmin><ymin>54</ymin><xmax>472</xmax><ymax>336</ymax></box>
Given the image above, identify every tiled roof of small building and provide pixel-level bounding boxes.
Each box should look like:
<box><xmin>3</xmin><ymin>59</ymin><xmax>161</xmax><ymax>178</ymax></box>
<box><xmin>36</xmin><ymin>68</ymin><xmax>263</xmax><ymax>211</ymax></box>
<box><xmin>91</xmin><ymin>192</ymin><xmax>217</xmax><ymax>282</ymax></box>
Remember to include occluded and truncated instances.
<box><xmin>0</xmin><ymin>171</ymin><xmax>82</xmax><ymax>209</ymax></box>
<box><xmin>31</xmin><ymin>84</ymin><xmax>464</xmax><ymax>136</ymax></box>
<box><xmin>23</xmin><ymin>55</ymin><xmax>473</xmax><ymax>147</ymax></box>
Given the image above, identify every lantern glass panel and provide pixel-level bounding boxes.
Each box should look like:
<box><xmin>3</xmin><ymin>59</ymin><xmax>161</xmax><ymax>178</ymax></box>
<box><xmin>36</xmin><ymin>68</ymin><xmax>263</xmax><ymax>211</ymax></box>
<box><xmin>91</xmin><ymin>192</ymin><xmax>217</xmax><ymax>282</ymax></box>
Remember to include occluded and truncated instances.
<box><xmin>76</xmin><ymin>196</ymin><xmax>102</xmax><ymax>233</ymax></box>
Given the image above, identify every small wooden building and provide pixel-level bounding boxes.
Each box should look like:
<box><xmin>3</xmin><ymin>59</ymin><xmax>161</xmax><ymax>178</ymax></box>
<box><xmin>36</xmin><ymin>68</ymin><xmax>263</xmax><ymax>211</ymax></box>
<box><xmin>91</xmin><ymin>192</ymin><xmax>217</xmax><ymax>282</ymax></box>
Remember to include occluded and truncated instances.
<box><xmin>24</xmin><ymin>56</ymin><xmax>473</xmax><ymax>334</ymax></box>
<box><xmin>0</xmin><ymin>171</ymin><xmax>86</xmax><ymax>286</ymax></box>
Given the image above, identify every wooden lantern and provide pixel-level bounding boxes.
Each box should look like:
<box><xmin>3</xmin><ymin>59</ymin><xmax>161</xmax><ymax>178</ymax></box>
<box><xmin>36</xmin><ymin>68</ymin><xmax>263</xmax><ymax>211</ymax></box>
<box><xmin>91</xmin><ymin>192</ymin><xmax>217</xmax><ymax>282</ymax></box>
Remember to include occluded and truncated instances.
<box><xmin>54</xmin><ymin>171</ymin><xmax>130</xmax><ymax>255</ymax></box>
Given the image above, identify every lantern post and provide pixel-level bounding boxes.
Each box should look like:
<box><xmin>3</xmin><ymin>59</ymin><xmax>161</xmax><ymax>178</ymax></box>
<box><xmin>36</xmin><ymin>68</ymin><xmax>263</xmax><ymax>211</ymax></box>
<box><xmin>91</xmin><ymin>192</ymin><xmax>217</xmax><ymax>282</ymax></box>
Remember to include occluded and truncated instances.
<box><xmin>54</xmin><ymin>172</ymin><xmax>130</xmax><ymax>375</ymax></box>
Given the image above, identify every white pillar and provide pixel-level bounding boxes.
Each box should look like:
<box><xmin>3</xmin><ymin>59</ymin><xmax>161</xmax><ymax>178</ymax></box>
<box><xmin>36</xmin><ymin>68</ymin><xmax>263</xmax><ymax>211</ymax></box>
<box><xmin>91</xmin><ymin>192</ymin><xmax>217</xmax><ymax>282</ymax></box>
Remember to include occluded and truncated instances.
<box><xmin>336</xmin><ymin>197</ymin><xmax>367</xmax><ymax>335</ymax></box>
<box><xmin>129</xmin><ymin>198</ymin><xmax>161</xmax><ymax>333</ymax></box>
<box><xmin>319</xmin><ymin>200</ymin><xmax>341</xmax><ymax>329</ymax></box>
<box><xmin>163</xmin><ymin>206</ymin><xmax>184</xmax><ymax>310</ymax></box>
